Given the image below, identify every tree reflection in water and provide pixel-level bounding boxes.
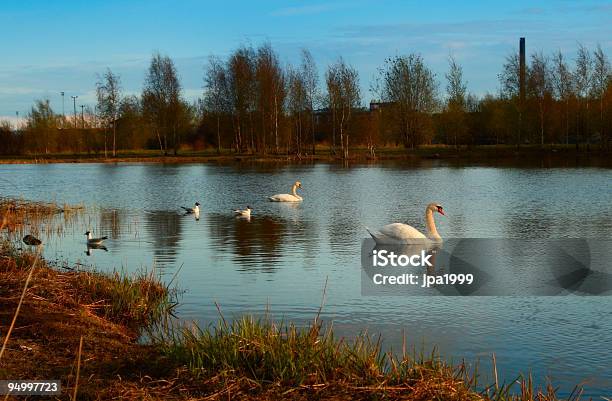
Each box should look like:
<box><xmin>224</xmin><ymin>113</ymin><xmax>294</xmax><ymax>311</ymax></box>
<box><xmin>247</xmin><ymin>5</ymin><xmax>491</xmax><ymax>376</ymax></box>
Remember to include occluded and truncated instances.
<box><xmin>206</xmin><ymin>213</ymin><xmax>314</xmax><ymax>273</ymax></box>
<box><xmin>142</xmin><ymin>210</ymin><xmax>182</xmax><ymax>267</ymax></box>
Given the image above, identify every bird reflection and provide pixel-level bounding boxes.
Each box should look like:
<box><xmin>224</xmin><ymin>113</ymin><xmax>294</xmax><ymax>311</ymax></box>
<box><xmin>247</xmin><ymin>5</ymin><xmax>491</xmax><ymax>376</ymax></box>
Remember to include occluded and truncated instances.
<box><xmin>207</xmin><ymin>213</ymin><xmax>311</xmax><ymax>271</ymax></box>
<box><xmin>85</xmin><ymin>243</ymin><xmax>108</xmax><ymax>256</ymax></box>
<box><xmin>235</xmin><ymin>215</ymin><xmax>251</xmax><ymax>222</ymax></box>
<box><xmin>277</xmin><ymin>201</ymin><xmax>301</xmax><ymax>210</ymax></box>
<box><xmin>143</xmin><ymin>210</ymin><xmax>182</xmax><ymax>267</ymax></box>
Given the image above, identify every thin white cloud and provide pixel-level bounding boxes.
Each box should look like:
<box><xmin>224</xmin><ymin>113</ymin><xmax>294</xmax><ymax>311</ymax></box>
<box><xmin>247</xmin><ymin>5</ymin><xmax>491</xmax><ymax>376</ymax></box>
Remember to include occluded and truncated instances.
<box><xmin>0</xmin><ymin>86</ymin><xmax>40</xmax><ymax>95</ymax></box>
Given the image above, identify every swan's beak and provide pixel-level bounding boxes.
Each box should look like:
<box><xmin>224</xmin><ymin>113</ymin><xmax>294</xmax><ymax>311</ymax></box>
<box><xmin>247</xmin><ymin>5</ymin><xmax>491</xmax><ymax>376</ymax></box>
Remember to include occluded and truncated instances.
<box><xmin>437</xmin><ymin>208</ymin><xmax>445</xmax><ymax>216</ymax></box>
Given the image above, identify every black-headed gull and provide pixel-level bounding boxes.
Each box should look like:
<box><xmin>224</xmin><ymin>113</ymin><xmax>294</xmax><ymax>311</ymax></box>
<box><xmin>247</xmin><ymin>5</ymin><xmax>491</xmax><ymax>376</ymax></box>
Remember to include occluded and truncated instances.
<box><xmin>233</xmin><ymin>206</ymin><xmax>252</xmax><ymax>217</ymax></box>
<box><xmin>85</xmin><ymin>231</ymin><xmax>108</xmax><ymax>245</ymax></box>
<box><xmin>181</xmin><ymin>202</ymin><xmax>200</xmax><ymax>214</ymax></box>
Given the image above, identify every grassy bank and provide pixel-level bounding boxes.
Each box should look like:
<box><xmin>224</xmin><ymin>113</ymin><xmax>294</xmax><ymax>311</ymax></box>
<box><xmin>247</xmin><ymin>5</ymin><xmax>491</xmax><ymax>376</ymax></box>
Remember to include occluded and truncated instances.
<box><xmin>0</xmin><ymin>144</ymin><xmax>609</xmax><ymax>166</ymax></box>
<box><xmin>0</xmin><ymin>241</ymin><xmax>177</xmax><ymax>399</ymax></box>
<box><xmin>0</xmin><ymin>201</ymin><xmax>583</xmax><ymax>400</ymax></box>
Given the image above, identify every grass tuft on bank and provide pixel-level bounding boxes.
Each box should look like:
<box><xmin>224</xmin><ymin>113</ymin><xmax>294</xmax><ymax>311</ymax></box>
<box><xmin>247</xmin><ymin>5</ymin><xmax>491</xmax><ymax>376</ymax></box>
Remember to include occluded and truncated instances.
<box><xmin>153</xmin><ymin>316</ymin><xmax>474</xmax><ymax>399</ymax></box>
<box><xmin>150</xmin><ymin>314</ymin><xmax>583</xmax><ymax>401</ymax></box>
<box><xmin>0</xmin><ymin>242</ymin><xmax>176</xmax><ymax>332</ymax></box>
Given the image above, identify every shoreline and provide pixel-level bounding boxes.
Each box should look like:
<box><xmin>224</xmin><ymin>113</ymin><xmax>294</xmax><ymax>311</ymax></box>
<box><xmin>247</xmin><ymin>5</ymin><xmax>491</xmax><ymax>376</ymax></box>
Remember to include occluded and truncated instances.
<box><xmin>0</xmin><ymin>145</ymin><xmax>610</xmax><ymax>166</ymax></box>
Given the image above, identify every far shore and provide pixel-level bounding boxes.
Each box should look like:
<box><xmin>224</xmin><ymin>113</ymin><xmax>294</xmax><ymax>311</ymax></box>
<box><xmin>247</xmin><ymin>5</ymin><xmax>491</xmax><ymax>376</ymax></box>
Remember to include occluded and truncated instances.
<box><xmin>0</xmin><ymin>144</ymin><xmax>610</xmax><ymax>166</ymax></box>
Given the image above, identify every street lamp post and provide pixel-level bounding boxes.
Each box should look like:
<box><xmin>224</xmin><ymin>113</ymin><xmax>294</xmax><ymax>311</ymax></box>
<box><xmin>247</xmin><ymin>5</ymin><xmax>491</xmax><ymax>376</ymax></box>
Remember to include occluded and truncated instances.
<box><xmin>60</xmin><ymin>92</ymin><xmax>65</xmax><ymax>120</ymax></box>
<box><xmin>71</xmin><ymin>95</ymin><xmax>78</xmax><ymax>128</ymax></box>
<box><xmin>80</xmin><ymin>105</ymin><xmax>85</xmax><ymax>129</ymax></box>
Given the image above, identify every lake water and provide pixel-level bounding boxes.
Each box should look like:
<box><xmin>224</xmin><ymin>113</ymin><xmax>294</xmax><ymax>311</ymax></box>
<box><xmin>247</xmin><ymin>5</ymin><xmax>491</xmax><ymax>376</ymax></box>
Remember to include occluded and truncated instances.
<box><xmin>1</xmin><ymin>162</ymin><xmax>611</xmax><ymax>396</ymax></box>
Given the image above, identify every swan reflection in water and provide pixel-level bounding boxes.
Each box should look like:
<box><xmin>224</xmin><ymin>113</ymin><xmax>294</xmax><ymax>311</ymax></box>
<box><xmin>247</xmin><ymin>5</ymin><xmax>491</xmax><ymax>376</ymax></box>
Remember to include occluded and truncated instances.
<box><xmin>85</xmin><ymin>243</ymin><xmax>108</xmax><ymax>256</ymax></box>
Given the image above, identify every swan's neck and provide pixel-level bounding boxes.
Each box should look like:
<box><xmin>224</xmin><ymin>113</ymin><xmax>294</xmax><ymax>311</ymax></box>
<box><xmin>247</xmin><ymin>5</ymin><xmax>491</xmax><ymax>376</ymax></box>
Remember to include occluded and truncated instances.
<box><xmin>425</xmin><ymin>209</ymin><xmax>441</xmax><ymax>240</ymax></box>
<box><xmin>291</xmin><ymin>185</ymin><xmax>298</xmax><ymax>196</ymax></box>
<box><xmin>87</xmin><ymin>232</ymin><xmax>92</xmax><ymax>240</ymax></box>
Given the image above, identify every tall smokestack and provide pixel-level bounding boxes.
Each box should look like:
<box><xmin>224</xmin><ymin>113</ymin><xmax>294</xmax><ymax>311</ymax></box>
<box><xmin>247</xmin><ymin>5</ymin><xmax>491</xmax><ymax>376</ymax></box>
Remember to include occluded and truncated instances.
<box><xmin>519</xmin><ymin>37</ymin><xmax>525</xmax><ymax>105</ymax></box>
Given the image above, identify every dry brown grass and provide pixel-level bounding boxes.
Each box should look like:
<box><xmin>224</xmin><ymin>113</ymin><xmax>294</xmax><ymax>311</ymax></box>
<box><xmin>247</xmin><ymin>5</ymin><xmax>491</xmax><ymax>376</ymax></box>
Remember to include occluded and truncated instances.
<box><xmin>0</xmin><ymin>197</ymin><xmax>83</xmax><ymax>242</ymax></box>
<box><xmin>0</xmin><ymin>240</ymin><xmax>179</xmax><ymax>400</ymax></box>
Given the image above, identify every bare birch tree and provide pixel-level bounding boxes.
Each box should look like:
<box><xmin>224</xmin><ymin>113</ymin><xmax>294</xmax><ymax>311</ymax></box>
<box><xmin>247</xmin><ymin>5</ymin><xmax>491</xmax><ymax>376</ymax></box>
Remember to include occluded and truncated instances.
<box><xmin>527</xmin><ymin>52</ymin><xmax>552</xmax><ymax>146</ymax></box>
<box><xmin>574</xmin><ymin>44</ymin><xmax>592</xmax><ymax>147</ymax></box>
<box><xmin>326</xmin><ymin>58</ymin><xmax>360</xmax><ymax>159</ymax></box>
<box><xmin>204</xmin><ymin>56</ymin><xmax>230</xmax><ymax>153</ymax></box>
<box><xmin>287</xmin><ymin>65</ymin><xmax>307</xmax><ymax>156</ymax></box>
<box><xmin>228</xmin><ymin>46</ymin><xmax>256</xmax><ymax>153</ymax></box>
<box><xmin>301</xmin><ymin>49</ymin><xmax>319</xmax><ymax>155</ymax></box>
<box><xmin>592</xmin><ymin>45</ymin><xmax>610</xmax><ymax>147</ymax></box>
<box><xmin>377</xmin><ymin>54</ymin><xmax>437</xmax><ymax>148</ymax></box>
<box><xmin>142</xmin><ymin>53</ymin><xmax>182</xmax><ymax>155</ymax></box>
<box><xmin>255</xmin><ymin>43</ymin><xmax>285</xmax><ymax>154</ymax></box>
<box><xmin>445</xmin><ymin>56</ymin><xmax>467</xmax><ymax>147</ymax></box>
<box><xmin>551</xmin><ymin>51</ymin><xmax>574</xmax><ymax>145</ymax></box>
<box><xmin>96</xmin><ymin>68</ymin><xmax>121</xmax><ymax>157</ymax></box>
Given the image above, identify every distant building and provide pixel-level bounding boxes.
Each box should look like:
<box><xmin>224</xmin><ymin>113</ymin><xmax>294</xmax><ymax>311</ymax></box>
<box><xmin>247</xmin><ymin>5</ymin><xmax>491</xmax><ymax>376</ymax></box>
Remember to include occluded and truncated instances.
<box><xmin>369</xmin><ymin>101</ymin><xmax>395</xmax><ymax>112</ymax></box>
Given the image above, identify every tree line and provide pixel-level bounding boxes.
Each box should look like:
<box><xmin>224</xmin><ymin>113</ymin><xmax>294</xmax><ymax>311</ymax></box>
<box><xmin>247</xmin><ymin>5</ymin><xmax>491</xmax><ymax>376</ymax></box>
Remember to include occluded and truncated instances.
<box><xmin>1</xmin><ymin>42</ymin><xmax>611</xmax><ymax>157</ymax></box>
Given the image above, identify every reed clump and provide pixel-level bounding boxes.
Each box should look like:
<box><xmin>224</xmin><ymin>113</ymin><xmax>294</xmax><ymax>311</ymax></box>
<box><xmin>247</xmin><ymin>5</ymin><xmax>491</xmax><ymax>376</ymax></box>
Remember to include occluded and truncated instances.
<box><xmin>0</xmin><ymin>197</ymin><xmax>82</xmax><ymax>240</ymax></box>
<box><xmin>150</xmin><ymin>315</ymin><xmax>582</xmax><ymax>401</ymax></box>
<box><xmin>72</xmin><ymin>267</ymin><xmax>178</xmax><ymax>328</ymax></box>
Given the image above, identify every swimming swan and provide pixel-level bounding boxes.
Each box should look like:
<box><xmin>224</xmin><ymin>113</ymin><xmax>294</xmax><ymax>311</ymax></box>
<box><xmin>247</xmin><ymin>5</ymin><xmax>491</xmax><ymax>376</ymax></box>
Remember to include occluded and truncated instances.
<box><xmin>234</xmin><ymin>206</ymin><xmax>252</xmax><ymax>217</ymax></box>
<box><xmin>85</xmin><ymin>231</ymin><xmax>108</xmax><ymax>245</ymax></box>
<box><xmin>367</xmin><ymin>203</ymin><xmax>445</xmax><ymax>245</ymax></box>
<box><xmin>268</xmin><ymin>181</ymin><xmax>303</xmax><ymax>202</ymax></box>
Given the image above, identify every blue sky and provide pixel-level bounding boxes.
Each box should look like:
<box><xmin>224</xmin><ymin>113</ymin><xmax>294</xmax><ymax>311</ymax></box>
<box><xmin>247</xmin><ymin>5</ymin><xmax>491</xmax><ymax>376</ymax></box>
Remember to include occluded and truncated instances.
<box><xmin>1</xmin><ymin>0</ymin><xmax>611</xmax><ymax>121</ymax></box>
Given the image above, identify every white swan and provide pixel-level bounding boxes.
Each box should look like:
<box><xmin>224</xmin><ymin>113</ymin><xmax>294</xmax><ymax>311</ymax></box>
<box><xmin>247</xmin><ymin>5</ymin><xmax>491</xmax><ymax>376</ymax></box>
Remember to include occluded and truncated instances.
<box><xmin>268</xmin><ymin>181</ymin><xmax>303</xmax><ymax>202</ymax></box>
<box><xmin>85</xmin><ymin>231</ymin><xmax>108</xmax><ymax>245</ymax></box>
<box><xmin>234</xmin><ymin>206</ymin><xmax>252</xmax><ymax>217</ymax></box>
<box><xmin>367</xmin><ymin>203</ymin><xmax>445</xmax><ymax>245</ymax></box>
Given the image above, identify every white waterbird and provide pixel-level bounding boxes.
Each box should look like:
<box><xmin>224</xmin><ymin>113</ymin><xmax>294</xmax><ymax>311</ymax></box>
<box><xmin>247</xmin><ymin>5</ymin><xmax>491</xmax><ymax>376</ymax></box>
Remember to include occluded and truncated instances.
<box><xmin>268</xmin><ymin>181</ymin><xmax>303</xmax><ymax>202</ymax></box>
<box><xmin>366</xmin><ymin>203</ymin><xmax>445</xmax><ymax>245</ymax></box>
<box><xmin>181</xmin><ymin>202</ymin><xmax>200</xmax><ymax>214</ymax></box>
<box><xmin>234</xmin><ymin>206</ymin><xmax>252</xmax><ymax>217</ymax></box>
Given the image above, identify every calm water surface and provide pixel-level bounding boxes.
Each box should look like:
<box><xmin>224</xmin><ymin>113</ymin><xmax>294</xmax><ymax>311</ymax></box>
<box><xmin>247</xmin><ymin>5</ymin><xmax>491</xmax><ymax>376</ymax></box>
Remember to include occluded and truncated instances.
<box><xmin>1</xmin><ymin>162</ymin><xmax>611</xmax><ymax>396</ymax></box>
